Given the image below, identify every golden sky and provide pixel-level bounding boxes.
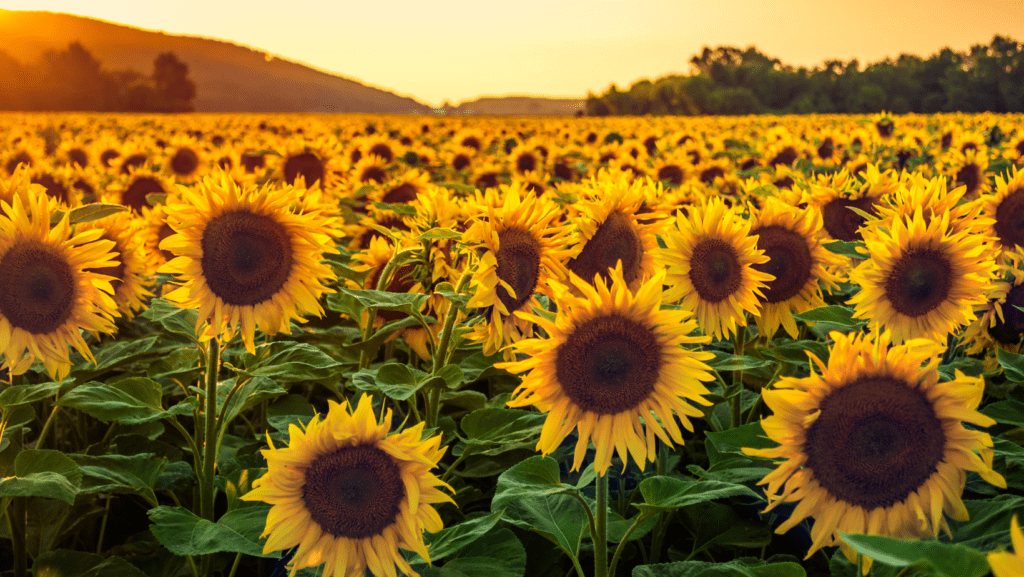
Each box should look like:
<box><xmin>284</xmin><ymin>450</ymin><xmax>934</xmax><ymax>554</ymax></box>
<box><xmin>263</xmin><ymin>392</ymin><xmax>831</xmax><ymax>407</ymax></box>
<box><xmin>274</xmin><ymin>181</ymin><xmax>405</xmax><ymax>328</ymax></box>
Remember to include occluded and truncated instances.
<box><xmin>1</xmin><ymin>0</ymin><xmax>1021</xmax><ymax>106</ymax></box>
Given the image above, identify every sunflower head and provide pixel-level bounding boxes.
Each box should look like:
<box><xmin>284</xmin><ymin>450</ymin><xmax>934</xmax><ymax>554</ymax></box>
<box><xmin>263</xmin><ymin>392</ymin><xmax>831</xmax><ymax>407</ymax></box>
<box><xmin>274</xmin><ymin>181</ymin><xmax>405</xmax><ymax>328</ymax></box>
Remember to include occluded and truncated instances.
<box><xmin>243</xmin><ymin>394</ymin><xmax>452</xmax><ymax>577</ymax></box>
<box><xmin>159</xmin><ymin>175</ymin><xmax>338</xmax><ymax>353</ymax></box>
<box><xmin>744</xmin><ymin>331</ymin><xmax>1005</xmax><ymax>571</ymax></box>
<box><xmin>500</xmin><ymin>264</ymin><xmax>714</xmax><ymax>475</ymax></box>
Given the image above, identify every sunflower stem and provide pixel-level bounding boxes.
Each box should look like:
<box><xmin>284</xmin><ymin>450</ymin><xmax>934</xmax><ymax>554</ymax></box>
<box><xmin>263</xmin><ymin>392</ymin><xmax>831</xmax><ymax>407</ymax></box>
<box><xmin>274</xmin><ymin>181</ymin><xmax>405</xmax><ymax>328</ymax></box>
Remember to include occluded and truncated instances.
<box><xmin>201</xmin><ymin>337</ymin><xmax>220</xmax><ymax>523</ymax></box>
<box><xmin>360</xmin><ymin>248</ymin><xmax>419</xmax><ymax>369</ymax></box>
<box><xmin>432</xmin><ymin>271</ymin><xmax>472</xmax><ymax>375</ymax></box>
<box><xmin>730</xmin><ymin>329</ymin><xmax>746</xmax><ymax>429</ymax></box>
<box><xmin>594</xmin><ymin>473</ymin><xmax>610</xmax><ymax>577</ymax></box>
<box><xmin>8</xmin><ymin>495</ymin><xmax>26</xmax><ymax>577</ymax></box>
<box><xmin>609</xmin><ymin>512</ymin><xmax>652</xmax><ymax>577</ymax></box>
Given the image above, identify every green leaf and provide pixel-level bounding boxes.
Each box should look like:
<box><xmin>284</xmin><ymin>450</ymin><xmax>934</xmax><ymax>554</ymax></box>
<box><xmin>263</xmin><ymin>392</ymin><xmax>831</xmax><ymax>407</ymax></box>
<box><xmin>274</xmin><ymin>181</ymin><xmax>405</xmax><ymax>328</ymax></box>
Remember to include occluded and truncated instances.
<box><xmin>793</xmin><ymin>306</ymin><xmax>865</xmax><ymax>331</ymax></box>
<box><xmin>459</xmin><ymin>351</ymin><xmax>511</xmax><ymax>383</ymax></box>
<box><xmin>822</xmin><ymin>240</ymin><xmax>866</xmax><ymax>259</ymax></box>
<box><xmin>458</xmin><ymin>409</ymin><xmax>546</xmax><ymax>456</ymax></box>
<box><xmin>148</xmin><ymin>505</ymin><xmax>270</xmax><ymax>557</ymax></box>
<box><xmin>997</xmin><ymin>348</ymin><xmax>1024</xmax><ymax>382</ymax></box>
<box><xmin>70</xmin><ymin>453</ymin><xmax>166</xmax><ymax>507</ymax></box>
<box><xmin>419</xmin><ymin>511</ymin><xmax>503</xmax><ymax>562</ymax></box>
<box><xmin>0</xmin><ymin>381</ymin><xmax>61</xmax><ymax>408</ymax></box>
<box><xmin>417</xmin><ymin>227</ymin><xmax>463</xmax><ymax>241</ymax></box>
<box><xmin>0</xmin><ymin>450</ymin><xmax>81</xmax><ymax>504</ymax></box>
<box><xmin>33</xmin><ymin>549</ymin><xmax>149</xmax><ymax>577</ymax></box>
<box><xmin>221</xmin><ymin>376</ymin><xmax>288</xmax><ymax>427</ymax></box>
<box><xmin>636</xmin><ymin>475</ymin><xmax>760</xmax><ymax>514</ymax></box>
<box><xmin>217</xmin><ymin>504</ymin><xmax>279</xmax><ymax>557</ymax></box>
<box><xmin>492</xmin><ymin>492</ymin><xmax>587</xmax><ymax>559</ymax></box>
<box><xmin>705</xmin><ymin>422</ymin><xmax>775</xmax><ymax>468</ymax></box>
<box><xmin>632</xmin><ymin>558</ymin><xmax>806</xmax><ymax>577</ymax></box>
<box><xmin>836</xmin><ymin>532</ymin><xmax>989</xmax><ymax>577</ymax></box>
<box><xmin>352</xmin><ymin>363</ymin><xmax>429</xmax><ymax>401</ymax></box>
<box><xmin>57</xmin><ymin>378</ymin><xmax>194</xmax><ymax>425</ymax></box>
<box><xmin>236</xmin><ymin>342</ymin><xmax>343</xmax><ymax>383</ymax></box>
<box><xmin>492</xmin><ymin>456</ymin><xmax>576</xmax><ymax>501</ymax></box>
<box><xmin>423</xmin><ymin>528</ymin><xmax>526</xmax><ymax>577</ymax></box>
<box><xmin>265</xmin><ymin>394</ymin><xmax>316</xmax><ymax>432</ymax></box>
<box><xmin>71</xmin><ymin>336</ymin><xmax>160</xmax><ymax>379</ymax></box>
<box><xmin>982</xmin><ymin>399</ymin><xmax>1024</xmax><ymax>427</ymax></box>
<box><xmin>434</xmin><ymin>282</ymin><xmax>471</xmax><ymax>311</ymax></box>
<box><xmin>50</xmin><ymin>203</ymin><xmax>128</xmax><ymax>226</ymax></box>
<box><xmin>758</xmin><ymin>339</ymin><xmax>829</xmax><ymax>365</ymax></box>
<box><xmin>141</xmin><ymin>298</ymin><xmax>199</xmax><ymax>342</ymax></box>
<box><xmin>709</xmin><ymin>352</ymin><xmax>774</xmax><ymax>372</ymax></box>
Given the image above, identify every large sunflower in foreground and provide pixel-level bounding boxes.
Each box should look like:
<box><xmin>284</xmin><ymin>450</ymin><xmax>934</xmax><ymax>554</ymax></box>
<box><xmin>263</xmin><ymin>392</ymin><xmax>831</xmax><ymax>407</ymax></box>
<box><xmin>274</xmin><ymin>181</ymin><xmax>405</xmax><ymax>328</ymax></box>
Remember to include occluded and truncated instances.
<box><xmin>0</xmin><ymin>188</ymin><xmax>119</xmax><ymax>379</ymax></box>
<box><xmin>159</xmin><ymin>175</ymin><xmax>338</xmax><ymax>353</ymax></box>
<box><xmin>744</xmin><ymin>331</ymin><xmax>1005</xmax><ymax>572</ymax></box>
<box><xmin>499</xmin><ymin>265</ymin><xmax>715</xmax><ymax>475</ymax></box>
<box><xmin>242</xmin><ymin>394</ymin><xmax>452</xmax><ymax>577</ymax></box>
<box><xmin>658</xmin><ymin>197</ymin><xmax>773</xmax><ymax>341</ymax></box>
<box><xmin>848</xmin><ymin>208</ymin><xmax>995</xmax><ymax>344</ymax></box>
<box><xmin>464</xmin><ymin>183</ymin><xmax>575</xmax><ymax>359</ymax></box>
<box><xmin>750</xmin><ymin>197</ymin><xmax>839</xmax><ymax>339</ymax></box>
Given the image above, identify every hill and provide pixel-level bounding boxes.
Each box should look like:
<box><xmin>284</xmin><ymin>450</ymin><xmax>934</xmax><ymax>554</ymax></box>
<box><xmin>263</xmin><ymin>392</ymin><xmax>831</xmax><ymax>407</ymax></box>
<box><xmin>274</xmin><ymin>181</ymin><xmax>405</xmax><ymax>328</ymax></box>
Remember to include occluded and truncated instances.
<box><xmin>448</xmin><ymin>96</ymin><xmax>586</xmax><ymax>116</ymax></box>
<box><xmin>0</xmin><ymin>10</ymin><xmax>431</xmax><ymax>113</ymax></box>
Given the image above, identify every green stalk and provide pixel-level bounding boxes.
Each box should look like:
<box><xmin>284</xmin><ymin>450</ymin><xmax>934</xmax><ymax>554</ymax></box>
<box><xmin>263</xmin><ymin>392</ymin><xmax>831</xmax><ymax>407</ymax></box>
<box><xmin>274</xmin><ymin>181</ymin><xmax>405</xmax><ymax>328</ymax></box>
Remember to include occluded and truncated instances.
<box><xmin>201</xmin><ymin>337</ymin><xmax>220</xmax><ymax>522</ymax></box>
<box><xmin>8</xmin><ymin>496</ymin><xmax>26</xmax><ymax>577</ymax></box>
<box><xmin>609</xmin><ymin>512</ymin><xmax>652</xmax><ymax>577</ymax></box>
<box><xmin>432</xmin><ymin>271</ymin><xmax>471</xmax><ymax>374</ymax></box>
<box><xmin>730</xmin><ymin>329</ymin><xmax>746</xmax><ymax>429</ymax></box>
<box><xmin>594</xmin><ymin>473</ymin><xmax>609</xmax><ymax>577</ymax></box>
<box><xmin>360</xmin><ymin>248</ymin><xmax>417</xmax><ymax>369</ymax></box>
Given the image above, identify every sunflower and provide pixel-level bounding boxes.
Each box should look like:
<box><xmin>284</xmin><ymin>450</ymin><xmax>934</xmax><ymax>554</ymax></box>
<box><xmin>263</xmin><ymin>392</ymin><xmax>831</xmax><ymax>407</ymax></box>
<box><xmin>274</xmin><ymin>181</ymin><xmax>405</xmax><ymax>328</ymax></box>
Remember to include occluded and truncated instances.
<box><xmin>76</xmin><ymin>212</ymin><xmax>155</xmax><ymax>320</ymax></box>
<box><xmin>750</xmin><ymin>197</ymin><xmax>839</xmax><ymax>339</ymax></box>
<box><xmin>106</xmin><ymin>168</ymin><xmax>174</xmax><ymax>215</ymax></box>
<box><xmin>981</xmin><ymin>166</ymin><xmax>1024</xmax><ymax>264</ymax></box>
<box><xmin>565</xmin><ymin>174</ymin><xmax>661</xmax><ymax>291</ymax></box>
<box><xmin>988</xmin><ymin>515</ymin><xmax>1024</xmax><ymax>577</ymax></box>
<box><xmin>464</xmin><ymin>183</ymin><xmax>575</xmax><ymax>359</ymax></box>
<box><xmin>848</xmin><ymin>207</ymin><xmax>996</xmax><ymax>344</ymax></box>
<box><xmin>164</xmin><ymin>135</ymin><xmax>205</xmax><ymax>182</ymax></box>
<box><xmin>960</xmin><ymin>254</ymin><xmax>1024</xmax><ymax>370</ymax></box>
<box><xmin>499</xmin><ymin>264</ymin><xmax>715</xmax><ymax>475</ymax></box>
<box><xmin>0</xmin><ymin>187</ymin><xmax>119</xmax><ymax>379</ymax></box>
<box><xmin>945</xmin><ymin>147</ymin><xmax>990</xmax><ymax>199</ymax></box>
<box><xmin>658</xmin><ymin>197</ymin><xmax>773</xmax><ymax>341</ymax></box>
<box><xmin>159</xmin><ymin>174</ymin><xmax>338</xmax><ymax>353</ymax></box>
<box><xmin>804</xmin><ymin>172</ymin><xmax>882</xmax><ymax>242</ymax></box>
<box><xmin>242</xmin><ymin>394</ymin><xmax>452</xmax><ymax>577</ymax></box>
<box><xmin>743</xmin><ymin>331</ymin><xmax>1005</xmax><ymax>572</ymax></box>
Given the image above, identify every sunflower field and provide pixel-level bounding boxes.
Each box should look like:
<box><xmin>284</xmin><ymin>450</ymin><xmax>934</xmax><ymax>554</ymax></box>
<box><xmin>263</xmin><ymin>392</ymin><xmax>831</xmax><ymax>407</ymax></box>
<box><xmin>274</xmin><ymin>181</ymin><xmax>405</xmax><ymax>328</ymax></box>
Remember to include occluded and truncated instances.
<box><xmin>1</xmin><ymin>112</ymin><xmax>1023</xmax><ymax>577</ymax></box>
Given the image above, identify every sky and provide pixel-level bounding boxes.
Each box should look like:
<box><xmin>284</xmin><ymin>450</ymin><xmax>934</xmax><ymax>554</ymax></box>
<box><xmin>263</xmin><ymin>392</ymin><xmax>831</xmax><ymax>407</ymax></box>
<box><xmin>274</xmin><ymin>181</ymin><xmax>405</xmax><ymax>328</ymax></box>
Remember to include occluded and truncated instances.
<box><xmin>1</xmin><ymin>0</ymin><xmax>1022</xmax><ymax>107</ymax></box>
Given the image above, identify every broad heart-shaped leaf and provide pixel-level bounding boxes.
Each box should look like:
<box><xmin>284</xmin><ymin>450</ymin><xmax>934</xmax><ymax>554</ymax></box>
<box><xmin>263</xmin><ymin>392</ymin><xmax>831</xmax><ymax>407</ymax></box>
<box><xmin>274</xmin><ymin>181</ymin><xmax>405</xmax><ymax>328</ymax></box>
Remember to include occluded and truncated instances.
<box><xmin>220</xmin><ymin>376</ymin><xmax>288</xmax><ymax>427</ymax></box>
<box><xmin>492</xmin><ymin>492</ymin><xmax>588</xmax><ymax>559</ymax></box>
<box><xmin>0</xmin><ymin>450</ymin><xmax>81</xmax><ymax>504</ymax></box>
<box><xmin>982</xmin><ymin>399</ymin><xmax>1024</xmax><ymax>427</ymax></box>
<box><xmin>422</xmin><ymin>528</ymin><xmax>526</xmax><ymax>577</ymax></box>
<box><xmin>417</xmin><ymin>227</ymin><xmax>463</xmax><ymax>241</ymax></box>
<box><xmin>148</xmin><ymin>505</ymin><xmax>271</xmax><ymax>557</ymax></box>
<box><xmin>352</xmin><ymin>363</ymin><xmax>429</xmax><ymax>401</ymax></box>
<box><xmin>836</xmin><ymin>532</ymin><xmax>990</xmax><ymax>577</ymax></box>
<box><xmin>328</xmin><ymin>287</ymin><xmax>431</xmax><ymax>328</ymax></box>
<box><xmin>632</xmin><ymin>558</ymin><xmax>806</xmax><ymax>577</ymax></box>
<box><xmin>56</xmin><ymin>378</ymin><xmax>196</xmax><ymax>425</ymax></box>
<box><xmin>70</xmin><ymin>336</ymin><xmax>160</xmax><ymax>380</ymax></box>
<box><xmin>950</xmin><ymin>494</ymin><xmax>1024</xmax><ymax>550</ymax></box>
<box><xmin>70</xmin><ymin>453</ymin><xmax>167</xmax><ymax>507</ymax></box>
<box><xmin>0</xmin><ymin>380</ymin><xmax>61</xmax><ymax>408</ymax></box>
<box><xmin>997</xmin><ymin>347</ymin><xmax>1024</xmax><ymax>382</ymax></box>
<box><xmin>50</xmin><ymin>203</ymin><xmax>128</xmax><ymax>226</ymax></box>
<box><xmin>265</xmin><ymin>394</ymin><xmax>316</xmax><ymax>432</ymax></box>
<box><xmin>235</xmin><ymin>342</ymin><xmax>342</xmax><ymax>383</ymax></box>
<box><xmin>793</xmin><ymin>305</ymin><xmax>866</xmax><ymax>332</ymax></box>
<box><xmin>457</xmin><ymin>408</ymin><xmax>546</xmax><ymax>456</ymax></box>
<box><xmin>492</xmin><ymin>456</ymin><xmax>578</xmax><ymax>504</ymax></box>
<box><xmin>140</xmin><ymin>298</ymin><xmax>199</xmax><ymax>342</ymax></box>
<box><xmin>32</xmin><ymin>549</ymin><xmax>149</xmax><ymax>577</ymax></box>
<box><xmin>410</xmin><ymin>512</ymin><xmax>503</xmax><ymax>568</ymax></box>
<box><xmin>705</xmin><ymin>422</ymin><xmax>776</xmax><ymax>468</ymax></box>
<box><xmin>636</xmin><ymin>475</ymin><xmax>761</xmax><ymax>514</ymax></box>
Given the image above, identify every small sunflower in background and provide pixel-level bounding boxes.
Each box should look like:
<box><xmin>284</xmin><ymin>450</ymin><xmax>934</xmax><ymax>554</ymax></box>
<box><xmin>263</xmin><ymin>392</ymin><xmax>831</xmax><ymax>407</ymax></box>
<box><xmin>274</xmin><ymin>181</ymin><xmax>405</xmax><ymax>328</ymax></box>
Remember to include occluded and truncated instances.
<box><xmin>243</xmin><ymin>394</ymin><xmax>452</xmax><ymax>577</ymax></box>
<box><xmin>658</xmin><ymin>196</ymin><xmax>772</xmax><ymax>341</ymax></box>
<box><xmin>76</xmin><ymin>212</ymin><xmax>155</xmax><ymax>321</ymax></box>
<box><xmin>804</xmin><ymin>170</ymin><xmax>882</xmax><ymax>242</ymax></box>
<box><xmin>464</xmin><ymin>183</ymin><xmax>575</xmax><ymax>359</ymax></box>
<box><xmin>988</xmin><ymin>515</ymin><xmax>1024</xmax><ymax>577</ymax></box>
<box><xmin>848</xmin><ymin>206</ymin><xmax>995</xmax><ymax>344</ymax></box>
<box><xmin>945</xmin><ymin>147</ymin><xmax>990</xmax><ymax>199</ymax></box>
<box><xmin>500</xmin><ymin>265</ymin><xmax>715</xmax><ymax>475</ymax></box>
<box><xmin>163</xmin><ymin>134</ymin><xmax>205</xmax><ymax>182</ymax></box>
<box><xmin>749</xmin><ymin>197</ymin><xmax>838</xmax><ymax>339</ymax></box>
<box><xmin>744</xmin><ymin>330</ymin><xmax>1005</xmax><ymax>573</ymax></box>
<box><xmin>107</xmin><ymin>166</ymin><xmax>173</xmax><ymax>215</ymax></box>
<box><xmin>0</xmin><ymin>187</ymin><xmax>119</xmax><ymax>379</ymax></box>
<box><xmin>159</xmin><ymin>174</ymin><xmax>338</xmax><ymax>353</ymax></box>
<box><xmin>960</xmin><ymin>254</ymin><xmax>1024</xmax><ymax>371</ymax></box>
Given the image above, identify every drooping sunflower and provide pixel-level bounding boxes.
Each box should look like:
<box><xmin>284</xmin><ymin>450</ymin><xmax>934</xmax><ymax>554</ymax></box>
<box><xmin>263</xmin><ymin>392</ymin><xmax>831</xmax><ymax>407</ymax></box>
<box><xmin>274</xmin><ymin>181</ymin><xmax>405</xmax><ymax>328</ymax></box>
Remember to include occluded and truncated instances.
<box><xmin>0</xmin><ymin>187</ymin><xmax>119</xmax><ymax>379</ymax></box>
<box><xmin>499</xmin><ymin>265</ymin><xmax>715</xmax><ymax>475</ymax></box>
<box><xmin>159</xmin><ymin>174</ymin><xmax>338</xmax><ymax>353</ymax></box>
<box><xmin>242</xmin><ymin>394</ymin><xmax>452</xmax><ymax>577</ymax></box>
<box><xmin>749</xmin><ymin>197</ymin><xmax>839</xmax><ymax>339</ymax></box>
<box><xmin>988</xmin><ymin>515</ymin><xmax>1024</xmax><ymax>577</ymax></box>
<box><xmin>744</xmin><ymin>331</ymin><xmax>1005</xmax><ymax>572</ymax></box>
<box><xmin>848</xmin><ymin>207</ymin><xmax>996</xmax><ymax>344</ymax></box>
<box><xmin>658</xmin><ymin>197</ymin><xmax>773</xmax><ymax>341</ymax></box>
<box><xmin>464</xmin><ymin>183</ymin><xmax>576</xmax><ymax>359</ymax></box>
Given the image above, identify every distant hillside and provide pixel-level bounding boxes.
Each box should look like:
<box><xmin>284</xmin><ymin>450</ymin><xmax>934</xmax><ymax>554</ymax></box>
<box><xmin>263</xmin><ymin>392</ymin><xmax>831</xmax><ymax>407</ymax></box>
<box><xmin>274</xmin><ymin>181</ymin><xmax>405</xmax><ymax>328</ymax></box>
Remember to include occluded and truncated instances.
<box><xmin>448</xmin><ymin>96</ymin><xmax>586</xmax><ymax>116</ymax></box>
<box><xmin>0</xmin><ymin>10</ymin><xmax>431</xmax><ymax>113</ymax></box>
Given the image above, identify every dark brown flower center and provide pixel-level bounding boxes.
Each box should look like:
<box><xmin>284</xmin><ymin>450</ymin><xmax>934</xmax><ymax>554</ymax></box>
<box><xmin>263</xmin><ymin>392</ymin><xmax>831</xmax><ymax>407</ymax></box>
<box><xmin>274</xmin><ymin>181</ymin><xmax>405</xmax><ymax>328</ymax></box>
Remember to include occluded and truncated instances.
<box><xmin>302</xmin><ymin>445</ymin><xmax>404</xmax><ymax>539</ymax></box>
<box><xmin>31</xmin><ymin>174</ymin><xmax>69</xmax><ymax>205</ymax></box>
<box><xmin>170</xmin><ymin>147</ymin><xmax>199</xmax><ymax>176</ymax></box>
<box><xmin>751</xmin><ymin>225</ymin><xmax>812</xmax><ymax>303</ymax></box>
<box><xmin>100</xmin><ymin>149</ymin><xmax>120</xmax><ymax>168</ymax></box>
<box><xmin>994</xmin><ymin>188</ymin><xmax>1024</xmax><ymax>249</ymax></box>
<box><xmin>452</xmin><ymin>154</ymin><xmax>471</xmax><ymax>171</ymax></box>
<box><xmin>689</xmin><ymin>238</ymin><xmax>742</xmax><ymax>303</ymax></box>
<box><xmin>956</xmin><ymin>164</ymin><xmax>983</xmax><ymax>197</ymax></box>
<box><xmin>382</xmin><ymin>182</ymin><xmax>419</xmax><ymax>204</ymax></box>
<box><xmin>475</xmin><ymin>173</ymin><xmax>499</xmax><ymax>190</ymax></box>
<box><xmin>495</xmin><ymin>226</ymin><xmax>541</xmax><ymax>314</ymax></box>
<box><xmin>820</xmin><ymin>196</ymin><xmax>877</xmax><ymax>242</ymax></box>
<box><xmin>284</xmin><ymin>152</ymin><xmax>324</xmax><ymax>187</ymax></box>
<box><xmin>805</xmin><ymin>377</ymin><xmax>946</xmax><ymax>510</ymax></box>
<box><xmin>5</xmin><ymin>151</ymin><xmax>33</xmax><ymax>175</ymax></box>
<box><xmin>461</xmin><ymin>136</ymin><xmax>481</xmax><ymax>150</ymax></box>
<box><xmin>657</xmin><ymin>165</ymin><xmax>684</xmax><ymax>186</ymax></box>
<box><xmin>769</xmin><ymin>147</ymin><xmax>798</xmax><ymax>167</ymax></box>
<box><xmin>68</xmin><ymin>148</ymin><xmax>88</xmax><ymax>168</ymax></box>
<box><xmin>568</xmin><ymin>211</ymin><xmax>643</xmax><ymax>287</ymax></box>
<box><xmin>989</xmin><ymin>283</ymin><xmax>1024</xmax><ymax>345</ymax></box>
<box><xmin>699</xmin><ymin>166</ymin><xmax>725</xmax><ymax>184</ymax></box>
<box><xmin>0</xmin><ymin>240</ymin><xmax>77</xmax><ymax>334</ymax></box>
<box><xmin>120</xmin><ymin>153</ymin><xmax>147</xmax><ymax>175</ymax></box>
<box><xmin>876</xmin><ymin>119</ymin><xmax>894</xmax><ymax>138</ymax></box>
<box><xmin>516</xmin><ymin>152</ymin><xmax>537</xmax><ymax>174</ymax></box>
<box><xmin>241</xmin><ymin>151</ymin><xmax>266</xmax><ymax>173</ymax></box>
<box><xmin>368</xmin><ymin>143</ymin><xmax>394</xmax><ymax>163</ymax></box>
<box><xmin>200</xmin><ymin>210</ymin><xmax>293</xmax><ymax>306</ymax></box>
<box><xmin>885</xmin><ymin>249</ymin><xmax>952</xmax><ymax>317</ymax></box>
<box><xmin>122</xmin><ymin>177</ymin><xmax>164</xmax><ymax>214</ymax></box>
<box><xmin>556</xmin><ymin>314</ymin><xmax>661</xmax><ymax>414</ymax></box>
<box><xmin>817</xmin><ymin>138</ymin><xmax>834</xmax><ymax>160</ymax></box>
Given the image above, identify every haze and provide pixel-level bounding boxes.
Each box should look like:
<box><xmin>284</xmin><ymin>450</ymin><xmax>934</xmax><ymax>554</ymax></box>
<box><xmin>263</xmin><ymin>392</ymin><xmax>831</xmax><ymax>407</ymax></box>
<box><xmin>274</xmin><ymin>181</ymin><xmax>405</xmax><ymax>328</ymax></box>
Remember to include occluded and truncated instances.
<box><xmin>0</xmin><ymin>0</ymin><xmax>1020</xmax><ymax>107</ymax></box>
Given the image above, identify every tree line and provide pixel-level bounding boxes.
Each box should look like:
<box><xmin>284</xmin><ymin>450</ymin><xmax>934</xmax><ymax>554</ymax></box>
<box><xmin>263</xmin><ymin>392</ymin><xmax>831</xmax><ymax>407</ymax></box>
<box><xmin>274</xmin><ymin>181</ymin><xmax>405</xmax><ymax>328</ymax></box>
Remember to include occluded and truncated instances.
<box><xmin>0</xmin><ymin>42</ymin><xmax>197</xmax><ymax>112</ymax></box>
<box><xmin>586</xmin><ymin>36</ymin><xmax>1024</xmax><ymax>116</ymax></box>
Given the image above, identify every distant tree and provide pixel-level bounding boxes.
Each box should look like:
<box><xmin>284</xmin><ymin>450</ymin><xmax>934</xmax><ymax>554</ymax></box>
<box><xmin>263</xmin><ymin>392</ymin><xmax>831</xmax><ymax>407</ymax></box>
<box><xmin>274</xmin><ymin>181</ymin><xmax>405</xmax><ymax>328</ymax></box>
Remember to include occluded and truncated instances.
<box><xmin>34</xmin><ymin>42</ymin><xmax>112</xmax><ymax>111</ymax></box>
<box><xmin>152</xmin><ymin>52</ymin><xmax>196</xmax><ymax>112</ymax></box>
